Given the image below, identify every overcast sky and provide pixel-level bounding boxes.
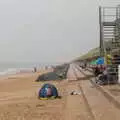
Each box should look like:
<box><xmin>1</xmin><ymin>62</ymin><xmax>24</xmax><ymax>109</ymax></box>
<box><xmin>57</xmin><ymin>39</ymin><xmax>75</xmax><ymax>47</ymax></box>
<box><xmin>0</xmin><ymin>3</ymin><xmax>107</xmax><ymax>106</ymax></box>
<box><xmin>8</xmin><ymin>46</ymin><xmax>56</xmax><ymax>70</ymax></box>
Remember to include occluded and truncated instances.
<box><xmin>0</xmin><ymin>0</ymin><xmax>120</xmax><ymax>63</ymax></box>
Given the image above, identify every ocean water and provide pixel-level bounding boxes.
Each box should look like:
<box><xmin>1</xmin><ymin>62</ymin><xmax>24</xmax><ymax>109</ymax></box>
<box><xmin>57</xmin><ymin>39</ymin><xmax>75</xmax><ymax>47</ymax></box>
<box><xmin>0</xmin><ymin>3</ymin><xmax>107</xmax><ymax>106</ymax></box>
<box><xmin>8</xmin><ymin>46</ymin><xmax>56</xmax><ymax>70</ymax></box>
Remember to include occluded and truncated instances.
<box><xmin>0</xmin><ymin>62</ymin><xmax>59</xmax><ymax>76</ymax></box>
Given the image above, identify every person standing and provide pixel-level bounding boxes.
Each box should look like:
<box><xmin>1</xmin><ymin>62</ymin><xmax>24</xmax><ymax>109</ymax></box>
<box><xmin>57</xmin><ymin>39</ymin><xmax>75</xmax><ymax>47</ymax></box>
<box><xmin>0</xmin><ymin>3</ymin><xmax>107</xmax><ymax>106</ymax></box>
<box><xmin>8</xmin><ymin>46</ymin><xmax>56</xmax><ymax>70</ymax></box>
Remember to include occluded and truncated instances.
<box><xmin>34</xmin><ymin>67</ymin><xmax>37</xmax><ymax>73</ymax></box>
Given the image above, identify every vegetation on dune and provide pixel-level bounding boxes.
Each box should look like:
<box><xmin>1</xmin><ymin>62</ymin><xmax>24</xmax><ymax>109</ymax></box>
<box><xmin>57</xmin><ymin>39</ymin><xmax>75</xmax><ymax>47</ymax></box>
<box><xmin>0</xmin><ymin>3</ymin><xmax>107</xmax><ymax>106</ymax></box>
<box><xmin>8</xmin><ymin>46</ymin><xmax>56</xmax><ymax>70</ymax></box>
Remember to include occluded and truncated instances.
<box><xmin>77</xmin><ymin>47</ymin><xmax>100</xmax><ymax>60</ymax></box>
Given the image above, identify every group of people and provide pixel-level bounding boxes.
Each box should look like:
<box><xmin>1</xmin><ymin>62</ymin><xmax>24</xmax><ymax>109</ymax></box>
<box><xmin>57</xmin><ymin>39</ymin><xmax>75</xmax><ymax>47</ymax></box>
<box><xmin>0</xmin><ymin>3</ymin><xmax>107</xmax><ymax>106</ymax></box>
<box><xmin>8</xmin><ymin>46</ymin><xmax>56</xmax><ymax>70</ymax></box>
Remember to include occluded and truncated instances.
<box><xmin>93</xmin><ymin>65</ymin><xmax>118</xmax><ymax>85</ymax></box>
<box><xmin>93</xmin><ymin>65</ymin><xmax>106</xmax><ymax>77</ymax></box>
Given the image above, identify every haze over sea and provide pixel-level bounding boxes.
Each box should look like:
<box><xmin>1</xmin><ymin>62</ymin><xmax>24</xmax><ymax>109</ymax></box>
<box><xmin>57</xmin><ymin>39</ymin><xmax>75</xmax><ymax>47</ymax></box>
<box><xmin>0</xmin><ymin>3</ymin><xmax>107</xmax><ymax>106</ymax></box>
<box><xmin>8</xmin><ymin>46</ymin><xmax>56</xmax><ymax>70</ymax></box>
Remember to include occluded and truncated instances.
<box><xmin>0</xmin><ymin>62</ymin><xmax>60</xmax><ymax>75</ymax></box>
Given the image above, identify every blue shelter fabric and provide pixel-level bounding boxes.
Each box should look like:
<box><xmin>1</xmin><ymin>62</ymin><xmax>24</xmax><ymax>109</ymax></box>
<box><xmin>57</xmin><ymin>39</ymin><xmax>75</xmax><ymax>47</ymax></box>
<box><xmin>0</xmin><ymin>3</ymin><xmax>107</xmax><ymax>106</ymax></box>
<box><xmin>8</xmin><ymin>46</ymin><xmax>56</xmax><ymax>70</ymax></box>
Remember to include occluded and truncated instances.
<box><xmin>38</xmin><ymin>83</ymin><xmax>58</xmax><ymax>98</ymax></box>
<box><xmin>96</xmin><ymin>57</ymin><xmax>104</xmax><ymax>65</ymax></box>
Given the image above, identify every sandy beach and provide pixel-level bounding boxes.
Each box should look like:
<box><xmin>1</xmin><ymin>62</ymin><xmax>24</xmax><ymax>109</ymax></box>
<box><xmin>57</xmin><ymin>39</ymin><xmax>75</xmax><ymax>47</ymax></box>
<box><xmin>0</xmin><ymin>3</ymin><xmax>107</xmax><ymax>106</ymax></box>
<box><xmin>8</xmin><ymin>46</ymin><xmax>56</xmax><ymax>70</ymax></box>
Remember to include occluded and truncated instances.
<box><xmin>0</xmin><ymin>70</ymin><xmax>66</xmax><ymax>120</ymax></box>
<box><xmin>1</xmin><ymin>64</ymin><xmax>120</xmax><ymax>120</ymax></box>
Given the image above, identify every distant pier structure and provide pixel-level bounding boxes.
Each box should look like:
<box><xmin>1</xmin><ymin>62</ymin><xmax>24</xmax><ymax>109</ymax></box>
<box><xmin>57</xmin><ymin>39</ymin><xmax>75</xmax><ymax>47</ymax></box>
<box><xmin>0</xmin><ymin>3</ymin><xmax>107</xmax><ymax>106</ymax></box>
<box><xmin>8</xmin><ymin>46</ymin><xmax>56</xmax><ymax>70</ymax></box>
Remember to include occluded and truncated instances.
<box><xmin>99</xmin><ymin>5</ymin><xmax>120</xmax><ymax>57</ymax></box>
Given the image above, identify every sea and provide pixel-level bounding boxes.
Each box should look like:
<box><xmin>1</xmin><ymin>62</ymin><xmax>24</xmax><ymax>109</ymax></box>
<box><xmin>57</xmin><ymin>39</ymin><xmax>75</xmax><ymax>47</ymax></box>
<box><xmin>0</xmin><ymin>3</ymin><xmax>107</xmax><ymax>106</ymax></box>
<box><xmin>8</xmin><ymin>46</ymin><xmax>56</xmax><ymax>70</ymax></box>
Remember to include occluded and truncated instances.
<box><xmin>0</xmin><ymin>62</ymin><xmax>60</xmax><ymax>76</ymax></box>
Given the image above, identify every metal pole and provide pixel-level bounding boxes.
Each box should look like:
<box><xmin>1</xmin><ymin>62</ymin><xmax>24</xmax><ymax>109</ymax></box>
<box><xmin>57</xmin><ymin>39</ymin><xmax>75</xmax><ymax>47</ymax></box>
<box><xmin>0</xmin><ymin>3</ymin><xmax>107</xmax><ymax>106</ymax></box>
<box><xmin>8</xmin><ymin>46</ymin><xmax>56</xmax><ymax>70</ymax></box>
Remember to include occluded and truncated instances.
<box><xmin>99</xmin><ymin>6</ymin><xmax>103</xmax><ymax>57</ymax></box>
<box><xmin>116</xmin><ymin>6</ymin><xmax>119</xmax><ymax>19</ymax></box>
<box><xmin>118</xmin><ymin>5</ymin><xmax>120</xmax><ymax>18</ymax></box>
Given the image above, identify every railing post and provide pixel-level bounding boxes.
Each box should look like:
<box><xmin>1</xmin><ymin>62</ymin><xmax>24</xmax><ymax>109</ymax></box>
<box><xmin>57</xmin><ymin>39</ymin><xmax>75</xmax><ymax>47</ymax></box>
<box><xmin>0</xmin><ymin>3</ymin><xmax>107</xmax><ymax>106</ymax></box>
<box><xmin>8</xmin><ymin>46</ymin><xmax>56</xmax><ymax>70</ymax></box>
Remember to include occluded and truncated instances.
<box><xmin>118</xmin><ymin>65</ymin><xmax>120</xmax><ymax>84</ymax></box>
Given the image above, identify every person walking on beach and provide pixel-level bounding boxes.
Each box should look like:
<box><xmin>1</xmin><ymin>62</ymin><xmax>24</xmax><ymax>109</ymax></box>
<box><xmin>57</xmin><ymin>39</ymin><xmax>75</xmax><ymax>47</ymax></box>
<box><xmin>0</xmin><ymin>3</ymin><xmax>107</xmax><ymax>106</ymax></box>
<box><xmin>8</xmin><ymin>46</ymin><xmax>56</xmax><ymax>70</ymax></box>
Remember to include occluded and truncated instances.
<box><xmin>34</xmin><ymin>67</ymin><xmax>37</xmax><ymax>73</ymax></box>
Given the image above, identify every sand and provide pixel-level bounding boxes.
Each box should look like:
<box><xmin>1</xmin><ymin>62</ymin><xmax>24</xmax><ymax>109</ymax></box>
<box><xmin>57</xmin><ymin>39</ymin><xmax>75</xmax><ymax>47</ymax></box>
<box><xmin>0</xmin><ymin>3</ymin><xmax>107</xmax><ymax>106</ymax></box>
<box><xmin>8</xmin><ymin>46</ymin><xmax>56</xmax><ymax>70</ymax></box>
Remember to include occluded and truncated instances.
<box><xmin>0</xmin><ymin>68</ymin><xmax>95</xmax><ymax>120</ymax></box>
<box><xmin>0</xmin><ymin>70</ymin><xmax>67</xmax><ymax>120</ymax></box>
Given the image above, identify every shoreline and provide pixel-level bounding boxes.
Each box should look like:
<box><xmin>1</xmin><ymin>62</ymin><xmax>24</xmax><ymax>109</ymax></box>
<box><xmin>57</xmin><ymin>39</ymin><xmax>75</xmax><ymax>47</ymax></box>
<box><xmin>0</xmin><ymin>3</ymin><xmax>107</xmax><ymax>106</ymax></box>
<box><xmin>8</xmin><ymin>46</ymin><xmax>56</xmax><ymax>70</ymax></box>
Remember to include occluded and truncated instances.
<box><xmin>0</xmin><ymin>68</ymin><xmax>52</xmax><ymax>81</ymax></box>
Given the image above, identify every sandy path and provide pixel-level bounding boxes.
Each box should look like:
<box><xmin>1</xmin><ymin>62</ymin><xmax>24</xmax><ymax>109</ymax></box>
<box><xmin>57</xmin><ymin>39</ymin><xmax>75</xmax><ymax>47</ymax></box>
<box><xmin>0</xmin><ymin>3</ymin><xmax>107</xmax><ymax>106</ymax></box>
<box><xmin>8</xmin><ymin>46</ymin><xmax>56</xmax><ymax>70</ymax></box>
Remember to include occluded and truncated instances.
<box><xmin>73</xmin><ymin>63</ymin><xmax>120</xmax><ymax>120</ymax></box>
<box><xmin>65</xmin><ymin>64</ymin><xmax>95</xmax><ymax>120</ymax></box>
<box><xmin>64</xmin><ymin>82</ymin><xmax>93</xmax><ymax>120</ymax></box>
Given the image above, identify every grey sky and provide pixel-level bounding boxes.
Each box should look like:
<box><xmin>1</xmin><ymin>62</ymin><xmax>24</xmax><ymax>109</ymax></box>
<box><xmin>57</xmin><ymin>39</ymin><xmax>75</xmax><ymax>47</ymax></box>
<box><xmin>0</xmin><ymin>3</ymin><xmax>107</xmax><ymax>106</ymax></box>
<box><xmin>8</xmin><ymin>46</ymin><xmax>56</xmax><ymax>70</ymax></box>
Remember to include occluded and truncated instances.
<box><xmin>0</xmin><ymin>0</ymin><xmax>119</xmax><ymax>63</ymax></box>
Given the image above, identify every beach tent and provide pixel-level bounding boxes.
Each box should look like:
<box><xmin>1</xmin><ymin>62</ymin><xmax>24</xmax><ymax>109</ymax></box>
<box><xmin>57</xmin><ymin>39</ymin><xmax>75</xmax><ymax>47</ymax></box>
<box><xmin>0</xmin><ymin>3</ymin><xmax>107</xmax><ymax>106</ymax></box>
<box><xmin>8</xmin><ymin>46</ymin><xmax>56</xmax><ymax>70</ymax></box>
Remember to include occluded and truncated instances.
<box><xmin>96</xmin><ymin>57</ymin><xmax>104</xmax><ymax>65</ymax></box>
<box><xmin>38</xmin><ymin>83</ymin><xmax>58</xmax><ymax>99</ymax></box>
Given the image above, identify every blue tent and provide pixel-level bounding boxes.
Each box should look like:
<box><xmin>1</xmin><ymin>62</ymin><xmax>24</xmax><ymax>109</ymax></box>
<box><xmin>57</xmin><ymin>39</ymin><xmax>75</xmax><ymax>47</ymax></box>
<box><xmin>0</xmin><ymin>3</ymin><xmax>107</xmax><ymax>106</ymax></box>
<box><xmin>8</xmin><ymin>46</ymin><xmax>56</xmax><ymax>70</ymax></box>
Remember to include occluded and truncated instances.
<box><xmin>96</xmin><ymin>57</ymin><xmax>104</xmax><ymax>65</ymax></box>
<box><xmin>38</xmin><ymin>83</ymin><xmax>58</xmax><ymax>99</ymax></box>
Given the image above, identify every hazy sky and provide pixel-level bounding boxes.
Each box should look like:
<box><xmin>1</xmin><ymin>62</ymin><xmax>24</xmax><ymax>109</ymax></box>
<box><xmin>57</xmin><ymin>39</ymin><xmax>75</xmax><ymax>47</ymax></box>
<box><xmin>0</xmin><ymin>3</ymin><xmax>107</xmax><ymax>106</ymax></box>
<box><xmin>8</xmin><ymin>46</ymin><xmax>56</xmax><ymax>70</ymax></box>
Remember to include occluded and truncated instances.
<box><xmin>0</xmin><ymin>0</ymin><xmax>120</xmax><ymax>63</ymax></box>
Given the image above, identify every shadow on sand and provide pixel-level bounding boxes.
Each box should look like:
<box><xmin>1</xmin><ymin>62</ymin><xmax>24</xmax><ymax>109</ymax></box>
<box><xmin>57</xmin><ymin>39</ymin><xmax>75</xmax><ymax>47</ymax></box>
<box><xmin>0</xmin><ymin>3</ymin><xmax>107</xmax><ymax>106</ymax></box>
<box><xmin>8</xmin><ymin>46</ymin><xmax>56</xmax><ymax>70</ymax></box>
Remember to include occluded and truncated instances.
<box><xmin>36</xmin><ymin>72</ymin><xmax>65</xmax><ymax>81</ymax></box>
